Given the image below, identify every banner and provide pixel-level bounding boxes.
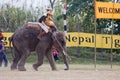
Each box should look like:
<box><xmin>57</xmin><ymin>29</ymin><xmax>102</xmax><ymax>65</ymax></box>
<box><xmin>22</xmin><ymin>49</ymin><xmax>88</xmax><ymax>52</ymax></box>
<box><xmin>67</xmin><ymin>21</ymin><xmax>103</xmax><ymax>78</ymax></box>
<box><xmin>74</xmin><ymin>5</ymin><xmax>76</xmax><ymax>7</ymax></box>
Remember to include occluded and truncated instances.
<box><xmin>2</xmin><ymin>32</ymin><xmax>120</xmax><ymax>49</ymax></box>
<box><xmin>66</xmin><ymin>32</ymin><xmax>120</xmax><ymax>49</ymax></box>
<box><xmin>95</xmin><ymin>1</ymin><xmax>120</xmax><ymax>19</ymax></box>
<box><xmin>2</xmin><ymin>32</ymin><xmax>13</xmax><ymax>47</ymax></box>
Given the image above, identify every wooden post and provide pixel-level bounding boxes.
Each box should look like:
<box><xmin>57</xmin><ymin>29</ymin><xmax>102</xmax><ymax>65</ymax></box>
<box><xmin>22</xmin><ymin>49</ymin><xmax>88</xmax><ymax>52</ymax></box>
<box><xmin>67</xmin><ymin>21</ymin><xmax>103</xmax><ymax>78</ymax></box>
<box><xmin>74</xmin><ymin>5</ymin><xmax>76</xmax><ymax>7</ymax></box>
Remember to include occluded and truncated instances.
<box><xmin>63</xmin><ymin>0</ymin><xmax>67</xmax><ymax>35</ymax></box>
<box><xmin>94</xmin><ymin>0</ymin><xmax>97</xmax><ymax>69</ymax></box>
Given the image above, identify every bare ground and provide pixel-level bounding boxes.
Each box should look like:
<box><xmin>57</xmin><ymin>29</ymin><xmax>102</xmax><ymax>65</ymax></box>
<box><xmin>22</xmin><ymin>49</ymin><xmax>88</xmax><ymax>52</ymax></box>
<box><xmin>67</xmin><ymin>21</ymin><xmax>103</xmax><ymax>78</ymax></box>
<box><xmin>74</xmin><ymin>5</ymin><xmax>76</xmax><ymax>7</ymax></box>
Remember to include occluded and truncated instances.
<box><xmin>0</xmin><ymin>63</ymin><xmax>120</xmax><ymax>80</ymax></box>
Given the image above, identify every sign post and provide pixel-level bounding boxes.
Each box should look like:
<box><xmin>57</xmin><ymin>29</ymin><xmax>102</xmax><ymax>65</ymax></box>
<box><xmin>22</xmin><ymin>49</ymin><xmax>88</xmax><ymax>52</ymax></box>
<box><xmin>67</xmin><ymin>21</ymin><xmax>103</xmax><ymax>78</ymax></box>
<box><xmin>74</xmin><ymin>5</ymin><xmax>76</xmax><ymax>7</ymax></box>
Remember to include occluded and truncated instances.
<box><xmin>94</xmin><ymin>0</ymin><xmax>97</xmax><ymax>69</ymax></box>
<box><xmin>63</xmin><ymin>0</ymin><xmax>67</xmax><ymax>35</ymax></box>
<box><xmin>110</xmin><ymin>0</ymin><xmax>117</xmax><ymax>69</ymax></box>
<box><xmin>95</xmin><ymin>0</ymin><xmax>120</xmax><ymax>69</ymax></box>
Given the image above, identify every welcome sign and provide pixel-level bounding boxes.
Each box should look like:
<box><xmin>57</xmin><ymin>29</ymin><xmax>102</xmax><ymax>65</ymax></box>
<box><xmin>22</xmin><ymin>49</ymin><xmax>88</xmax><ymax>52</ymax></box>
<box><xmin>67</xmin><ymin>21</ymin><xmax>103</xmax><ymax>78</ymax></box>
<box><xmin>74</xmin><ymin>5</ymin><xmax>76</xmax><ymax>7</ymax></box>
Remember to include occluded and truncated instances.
<box><xmin>95</xmin><ymin>1</ymin><xmax>120</xmax><ymax>19</ymax></box>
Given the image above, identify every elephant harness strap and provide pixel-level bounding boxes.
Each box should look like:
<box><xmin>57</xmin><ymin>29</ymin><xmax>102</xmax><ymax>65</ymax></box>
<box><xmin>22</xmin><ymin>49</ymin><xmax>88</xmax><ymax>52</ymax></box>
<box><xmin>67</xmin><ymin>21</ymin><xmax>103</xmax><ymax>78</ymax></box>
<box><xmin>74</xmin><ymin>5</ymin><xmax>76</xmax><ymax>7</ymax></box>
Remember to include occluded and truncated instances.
<box><xmin>26</xmin><ymin>22</ymin><xmax>50</xmax><ymax>32</ymax></box>
<box><xmin>37</xmin><ymin>21</ymin><xmax>51</xmax><ymax>40</ymax></box>
<box><xmin>25</xmin><ymin>22</ymin><xmax>54</xmax><ymax>40</ymax></box>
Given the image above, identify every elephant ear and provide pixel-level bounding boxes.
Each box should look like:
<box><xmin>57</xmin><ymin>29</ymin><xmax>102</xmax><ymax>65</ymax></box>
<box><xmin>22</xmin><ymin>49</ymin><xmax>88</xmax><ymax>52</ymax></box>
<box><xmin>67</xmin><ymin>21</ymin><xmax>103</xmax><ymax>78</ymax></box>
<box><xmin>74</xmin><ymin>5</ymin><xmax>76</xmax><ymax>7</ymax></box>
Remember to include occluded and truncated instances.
<box><xmin>53</xmin><ymin>31</ymin><xmax>65</xmax><ymax>37</ymax></box>
<box><xmin>52</xmin><ymin>31</ymin><xmax>66</xmax><ymax>45</ymax></box>
<box><xmin>52</xmin><ymin>31</ymin><xmax>61</xmax><ymax>40</ymax></box>
<box><xmin>52</xmin><ymin>31</ymin><xmax>57</xmax><ymax>42</ymax></box>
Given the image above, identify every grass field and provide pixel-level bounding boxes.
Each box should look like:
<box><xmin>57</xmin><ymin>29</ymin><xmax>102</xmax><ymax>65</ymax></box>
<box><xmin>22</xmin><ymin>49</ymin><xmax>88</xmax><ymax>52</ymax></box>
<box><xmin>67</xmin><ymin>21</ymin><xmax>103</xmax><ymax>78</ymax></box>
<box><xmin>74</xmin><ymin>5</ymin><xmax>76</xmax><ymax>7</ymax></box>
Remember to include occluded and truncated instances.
<box><xmin>0</xmin><ymin>63</ymin><xmax>120</xmax><ymax>80</ymax></box>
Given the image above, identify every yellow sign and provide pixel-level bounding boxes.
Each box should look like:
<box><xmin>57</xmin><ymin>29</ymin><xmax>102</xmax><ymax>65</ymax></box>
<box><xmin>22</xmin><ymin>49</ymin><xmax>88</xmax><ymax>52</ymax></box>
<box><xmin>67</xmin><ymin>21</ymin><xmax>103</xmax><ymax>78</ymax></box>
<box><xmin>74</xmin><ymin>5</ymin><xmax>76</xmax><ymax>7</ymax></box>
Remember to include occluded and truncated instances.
<box><xmin>95</xmin><ymin>1</ymin><xmax>120</xmax><ymax>19</ymax></box>
<box><xmin>66</xmin><ymin>32</ymin><xmax>120</xmax><ymax>49</ymax></box>
<box><xmin>2</xmin><ymin>32</ymin><xmax>120</xmax><ymax>49</ymax></box>
<box><xmin>2</xmin><ymin>32</ymin><xmax>13</xmax><ymax>47</ymax></box>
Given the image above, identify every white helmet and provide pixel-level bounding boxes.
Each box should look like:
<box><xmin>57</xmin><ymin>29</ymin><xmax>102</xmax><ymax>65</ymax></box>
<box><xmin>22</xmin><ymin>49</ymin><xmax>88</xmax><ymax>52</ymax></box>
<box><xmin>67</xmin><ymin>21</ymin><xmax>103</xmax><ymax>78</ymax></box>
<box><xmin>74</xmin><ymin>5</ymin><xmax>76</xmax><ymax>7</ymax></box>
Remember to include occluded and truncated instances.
<box><xmin>46</xmin><ymin>7</ymin><xmax>52</xmax><ymax>11</ymax></box>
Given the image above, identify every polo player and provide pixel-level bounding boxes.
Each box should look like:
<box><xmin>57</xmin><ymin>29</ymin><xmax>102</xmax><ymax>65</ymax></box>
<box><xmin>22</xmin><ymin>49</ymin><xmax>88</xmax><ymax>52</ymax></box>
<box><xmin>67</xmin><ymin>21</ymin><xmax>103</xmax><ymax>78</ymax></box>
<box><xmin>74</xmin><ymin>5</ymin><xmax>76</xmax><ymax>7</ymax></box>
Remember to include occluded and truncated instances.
<box><xmin>37</xmin><ymin>7</ymin><xmax>56</xmax><ymax>40</ymax></box>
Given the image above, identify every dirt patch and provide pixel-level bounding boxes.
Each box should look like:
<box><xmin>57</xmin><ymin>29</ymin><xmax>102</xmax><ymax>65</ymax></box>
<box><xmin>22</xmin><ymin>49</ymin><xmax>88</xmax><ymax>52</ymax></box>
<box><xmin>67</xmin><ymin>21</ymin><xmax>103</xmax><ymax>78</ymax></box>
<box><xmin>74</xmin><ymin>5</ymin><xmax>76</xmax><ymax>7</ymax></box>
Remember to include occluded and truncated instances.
<box><xmin>0</xmin><ymin>63</ymin><xmax>120</xmax><ymax>80</ymax></box>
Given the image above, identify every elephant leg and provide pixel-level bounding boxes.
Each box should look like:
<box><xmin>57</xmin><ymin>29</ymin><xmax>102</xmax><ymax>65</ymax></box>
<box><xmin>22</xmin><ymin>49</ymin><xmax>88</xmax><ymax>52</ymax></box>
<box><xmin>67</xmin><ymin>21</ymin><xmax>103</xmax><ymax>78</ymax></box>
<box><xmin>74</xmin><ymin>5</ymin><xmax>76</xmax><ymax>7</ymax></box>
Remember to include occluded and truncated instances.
<box><xmin>33</xmin><ymin>52</ymin><xmax>44</xmax><ymax>71</ymax></box>
<box><xmin>17</xmin><ymin>50</ymin><xmax>30</xmax><ymax>71</ymax></box>
<box><xmin>62</xmin><ymin>53</ymin><xmax>69</xmax><ymax>70</ymax></box>
<box><xmin>59</xmin><ymin>46</ymin><xmax>69</xmax><ymax>70</ymax></box>
<box><xmin>11</xmin><ymin>50</ymin><xmax>21</xmax><ymax>70</ymax></box>
<box><xmin>46</xmin><ymin>52</ymin><xmax>57</xmax><ymax>71</ymax></box>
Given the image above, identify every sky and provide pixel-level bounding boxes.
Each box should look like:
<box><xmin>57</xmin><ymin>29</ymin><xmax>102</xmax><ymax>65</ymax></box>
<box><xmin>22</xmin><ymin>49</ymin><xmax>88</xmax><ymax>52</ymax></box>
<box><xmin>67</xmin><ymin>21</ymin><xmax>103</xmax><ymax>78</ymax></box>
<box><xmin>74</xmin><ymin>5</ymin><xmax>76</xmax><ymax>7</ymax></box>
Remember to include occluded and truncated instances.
<box><xmin>0</xmin><ymin>0</ymin><xmax>50</xmax><ymax>9</ymax></box>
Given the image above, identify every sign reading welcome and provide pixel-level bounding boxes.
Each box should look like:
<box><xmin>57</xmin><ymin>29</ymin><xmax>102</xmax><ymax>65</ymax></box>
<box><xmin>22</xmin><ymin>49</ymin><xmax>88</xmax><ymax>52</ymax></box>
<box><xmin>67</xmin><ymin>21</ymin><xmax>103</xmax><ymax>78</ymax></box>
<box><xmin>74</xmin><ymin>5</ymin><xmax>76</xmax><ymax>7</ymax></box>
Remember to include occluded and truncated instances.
<box><xmin>95</xmin><ymin>1</ymin><xmax>120</xmax><ymax>19</ymax></box>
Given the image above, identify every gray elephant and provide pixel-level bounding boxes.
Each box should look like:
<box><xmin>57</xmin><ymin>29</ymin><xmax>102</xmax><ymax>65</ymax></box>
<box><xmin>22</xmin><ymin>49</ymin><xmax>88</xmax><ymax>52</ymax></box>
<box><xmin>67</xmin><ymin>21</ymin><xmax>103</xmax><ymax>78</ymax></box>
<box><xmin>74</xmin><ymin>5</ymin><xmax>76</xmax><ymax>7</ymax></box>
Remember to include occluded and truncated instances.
<box><xmin>10</xmin><ymin>22</ymin><xmax>69</xmax><ymax>71</ymax></box>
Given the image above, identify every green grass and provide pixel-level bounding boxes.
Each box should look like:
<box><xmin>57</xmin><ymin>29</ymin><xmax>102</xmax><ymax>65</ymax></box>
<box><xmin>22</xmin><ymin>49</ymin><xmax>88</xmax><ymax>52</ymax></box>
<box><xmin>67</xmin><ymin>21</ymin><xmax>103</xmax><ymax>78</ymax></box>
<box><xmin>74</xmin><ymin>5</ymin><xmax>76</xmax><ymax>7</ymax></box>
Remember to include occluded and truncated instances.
<box><xmin>6</xmin><ymin>49</ymin><xmax>120</xmax><ymax>66</ymax></box>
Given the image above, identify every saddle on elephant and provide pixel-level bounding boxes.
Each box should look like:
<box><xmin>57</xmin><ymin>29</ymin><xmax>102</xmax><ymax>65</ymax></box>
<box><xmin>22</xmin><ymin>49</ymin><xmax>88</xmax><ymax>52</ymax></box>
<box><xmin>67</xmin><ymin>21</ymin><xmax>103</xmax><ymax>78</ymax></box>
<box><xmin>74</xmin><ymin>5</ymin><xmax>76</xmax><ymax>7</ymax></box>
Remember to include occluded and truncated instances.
<box><xmin>25</xmin><ymin>21</ymin><xmax>55</xmax><ymax>40</ymax></box>
<box><xmin>25</xmin><ymin>22</ymin><xmax>41</xmax><ymax>30</ymax></box>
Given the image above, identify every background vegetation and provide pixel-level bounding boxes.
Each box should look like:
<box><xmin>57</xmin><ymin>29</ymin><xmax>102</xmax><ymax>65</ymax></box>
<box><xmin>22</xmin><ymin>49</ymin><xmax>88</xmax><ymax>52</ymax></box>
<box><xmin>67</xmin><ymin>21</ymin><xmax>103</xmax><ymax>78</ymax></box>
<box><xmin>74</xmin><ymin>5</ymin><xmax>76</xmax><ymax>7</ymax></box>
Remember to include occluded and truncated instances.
<box><xmin>0</xmin><ymin>0</ymin><xmax>120</xmax><ymax>65</ymax></box>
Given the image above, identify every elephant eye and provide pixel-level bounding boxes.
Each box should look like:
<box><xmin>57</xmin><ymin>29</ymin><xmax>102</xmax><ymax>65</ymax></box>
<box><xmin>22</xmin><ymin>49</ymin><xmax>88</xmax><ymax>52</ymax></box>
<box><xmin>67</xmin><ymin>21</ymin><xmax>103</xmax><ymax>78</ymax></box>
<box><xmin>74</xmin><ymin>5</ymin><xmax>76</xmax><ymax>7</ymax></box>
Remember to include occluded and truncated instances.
<box><xmin>61</xmin><ymin>40</ymin><xmax>65</xmax><ymax>46</ymax></box>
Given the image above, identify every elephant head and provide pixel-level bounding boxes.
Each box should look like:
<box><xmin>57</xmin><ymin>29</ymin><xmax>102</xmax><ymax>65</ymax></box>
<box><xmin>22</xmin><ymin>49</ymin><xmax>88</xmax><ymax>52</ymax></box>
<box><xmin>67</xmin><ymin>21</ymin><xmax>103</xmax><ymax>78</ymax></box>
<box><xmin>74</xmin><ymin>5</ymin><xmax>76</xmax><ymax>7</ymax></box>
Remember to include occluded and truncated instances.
<box><xmin>52</xmin><ymin>31</ymin><xmax>69</xmax><ymax>70</ymax></box>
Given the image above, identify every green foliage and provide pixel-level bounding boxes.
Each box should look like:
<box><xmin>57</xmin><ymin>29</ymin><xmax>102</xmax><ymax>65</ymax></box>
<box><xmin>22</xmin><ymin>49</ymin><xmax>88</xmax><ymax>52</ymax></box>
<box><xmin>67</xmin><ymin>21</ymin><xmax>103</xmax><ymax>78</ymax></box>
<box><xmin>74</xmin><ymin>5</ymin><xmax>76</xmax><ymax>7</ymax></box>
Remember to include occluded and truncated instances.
<box><xmin>97</xmin><ymin>0</ymin><xmax>111</xmax><ymax>2</ymax></box>
<box><xmin>53</xmin><ymin>1</ymin><xmax>64</xmax><ymax>31</ymax></box>
<box><xmin>67</xmin><ymin>0</ymin><xmax>95</xmax><ymax>32</ymax></box>
<box><xmin>67</xmin><ymin>47</ymin><xmax>120</xmax><ymax>64</ymax></box>
<box><xmin>0</xmin><ymin>4</ymin><xmax>42</xmax><ymax>32</ymax></box>
<box><xmin>5</xmin><ymin>47</ymin><xmax>120</xmax><ymax>65</ymax></box>
<box><xmin>67</xmin><ymin>0</ymin><xmax>119</xmax><ymax>33</ymax></box>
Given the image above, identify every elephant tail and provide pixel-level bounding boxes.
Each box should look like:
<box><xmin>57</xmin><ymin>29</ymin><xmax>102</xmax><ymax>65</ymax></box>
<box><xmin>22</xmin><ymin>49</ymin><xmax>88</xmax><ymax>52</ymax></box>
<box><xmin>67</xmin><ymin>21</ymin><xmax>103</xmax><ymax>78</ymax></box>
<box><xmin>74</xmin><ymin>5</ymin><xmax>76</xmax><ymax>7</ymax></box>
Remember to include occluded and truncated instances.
<box><xmin>9</xmin><ymin>36</ymin><xmax>15</xmax><ymax>58</ymax></box>
<box><xmin>9</xmin><ymin>36</ymin><xmax>12</xmax><ymax>48</ymax></box>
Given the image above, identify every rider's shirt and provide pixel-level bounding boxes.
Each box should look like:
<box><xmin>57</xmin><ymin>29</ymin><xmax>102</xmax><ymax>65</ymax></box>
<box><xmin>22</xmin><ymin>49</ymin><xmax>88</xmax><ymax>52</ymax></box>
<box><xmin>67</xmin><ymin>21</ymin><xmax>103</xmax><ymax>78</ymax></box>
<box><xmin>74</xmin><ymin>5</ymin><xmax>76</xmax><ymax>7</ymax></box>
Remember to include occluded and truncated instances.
<box><xmin>45</xmin><ymin>16</ymin><xmax>55</xmax><ymax>27</ymax></box>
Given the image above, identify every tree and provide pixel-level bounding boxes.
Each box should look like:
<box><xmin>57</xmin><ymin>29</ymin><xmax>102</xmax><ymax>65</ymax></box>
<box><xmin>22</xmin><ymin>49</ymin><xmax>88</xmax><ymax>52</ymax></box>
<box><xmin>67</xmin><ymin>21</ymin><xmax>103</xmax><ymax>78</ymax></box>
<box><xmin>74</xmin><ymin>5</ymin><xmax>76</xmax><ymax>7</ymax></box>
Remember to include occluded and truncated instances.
<box><xmin>67</xmin><ymin>0</ymin><xmax>95</xmax><ymax>32</ymax></box>
<box><xmin>0</xmin><ymin>4</ymin><xmax>43</xmax><ymax>32</ymax></box>
<box><xmin>49</xmin><ymin>0</ymin><xmax>56</xmax><ymax>9</ymax></box>
<box><xmin>67</xmin><ymin>0</ymin><xmax>117</xmax><ymax>33</ymax></box>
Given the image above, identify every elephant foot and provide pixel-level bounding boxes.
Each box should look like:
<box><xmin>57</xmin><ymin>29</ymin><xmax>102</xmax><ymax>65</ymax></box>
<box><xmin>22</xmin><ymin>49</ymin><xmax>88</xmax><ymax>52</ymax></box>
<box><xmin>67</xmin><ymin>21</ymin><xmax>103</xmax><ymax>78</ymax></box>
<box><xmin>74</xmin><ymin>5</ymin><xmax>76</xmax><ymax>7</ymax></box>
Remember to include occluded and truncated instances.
<box><xmin>52</xmin><ymin>69</ymin><xmax>57</xmax><ymax>71</ymax></box>
<box><xmin>18</xmin><ymin>66</ymin><xmax>26</xmax><ymax>71</ymax></box>
<box><xmin>11</xmin><ymin>65</ymin><xmax>17</xmax><ymax>70</ymax></box>
<box><xmin>11</xmin><ymin>67</ymin><xmax>17</xmax><ymax>70</ymax></box>
<box><xmin>64</xmin><ymin>64</ymin><xmax>69</xmax><ymax>70</ymax></box>
<box><xmin>64</xmin><ymin>68</ymin><xmax>69</xmax><ymax>70</ymax></box>
<box><xmin>51</xmin><ymin>67</ymin><xmax>57</xmax><ymax>71</ymax></box>
<box><xmin>33</xmin><ymin>64</ymin><xmax>38</xmax><ymax>71</ymax></box>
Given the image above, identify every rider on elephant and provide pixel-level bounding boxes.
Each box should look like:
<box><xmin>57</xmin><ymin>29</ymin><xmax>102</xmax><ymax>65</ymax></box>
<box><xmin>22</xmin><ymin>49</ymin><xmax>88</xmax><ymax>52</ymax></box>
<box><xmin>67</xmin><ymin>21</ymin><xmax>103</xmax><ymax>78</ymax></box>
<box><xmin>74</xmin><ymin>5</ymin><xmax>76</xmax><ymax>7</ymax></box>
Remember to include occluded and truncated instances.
<box><xmin>37</xmin><ymin>7</ymin><xmax>57</xmax><ymax>39</ymax></box>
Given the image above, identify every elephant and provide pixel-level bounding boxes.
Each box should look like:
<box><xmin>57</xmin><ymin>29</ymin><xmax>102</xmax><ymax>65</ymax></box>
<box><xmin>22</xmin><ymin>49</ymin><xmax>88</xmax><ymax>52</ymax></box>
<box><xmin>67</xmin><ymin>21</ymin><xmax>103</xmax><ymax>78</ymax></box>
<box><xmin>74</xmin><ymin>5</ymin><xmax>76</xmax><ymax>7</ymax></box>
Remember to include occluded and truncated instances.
<box><xmin>10</xmin><ymin>22</ymin><xmax>69</xmax><ymax>71</ymax></box>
